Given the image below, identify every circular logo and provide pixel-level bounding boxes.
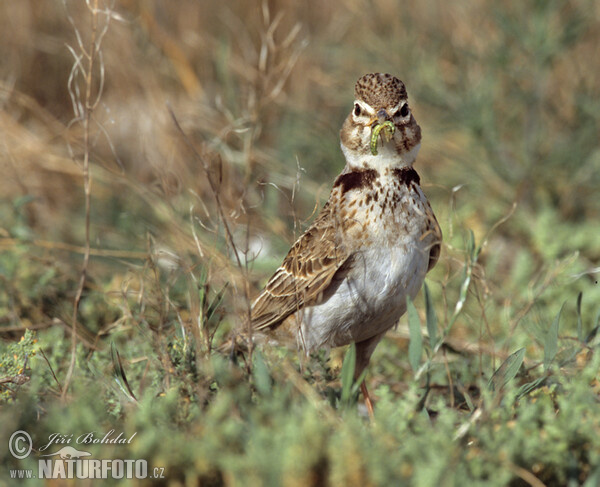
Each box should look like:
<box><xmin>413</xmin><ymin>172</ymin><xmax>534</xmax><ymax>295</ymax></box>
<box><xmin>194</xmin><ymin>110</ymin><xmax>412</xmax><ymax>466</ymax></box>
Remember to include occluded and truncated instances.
<box><xmin>9</xmin><ymin>430</ymin><xmax>32</xmax><ymax>459</ymax></box>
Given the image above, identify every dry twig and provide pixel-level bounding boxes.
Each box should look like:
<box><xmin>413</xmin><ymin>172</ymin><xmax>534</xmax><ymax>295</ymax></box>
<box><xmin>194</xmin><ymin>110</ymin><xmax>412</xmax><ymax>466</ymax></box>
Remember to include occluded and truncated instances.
<box><xmin>61</xmin><ymin>0</ymin><xmax>115</xmax><ymax>399</ymax></box>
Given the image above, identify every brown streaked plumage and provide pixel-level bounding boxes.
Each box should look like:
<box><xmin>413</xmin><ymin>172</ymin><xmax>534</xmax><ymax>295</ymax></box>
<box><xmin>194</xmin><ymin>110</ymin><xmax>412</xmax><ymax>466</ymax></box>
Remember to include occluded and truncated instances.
<box><xmin>355</xmin><ymin>73</ymin><xmax>407</xmax><ymax>110</ymax></box>
<box><xmin>250</xmin><ymin>200</ymin><xmax>348</xmax><ymax>331</ymax></box>
<box><xmin>248</xmin><ymin>73</ymin><xmax>441</xmax><ymax>416</ymax></box>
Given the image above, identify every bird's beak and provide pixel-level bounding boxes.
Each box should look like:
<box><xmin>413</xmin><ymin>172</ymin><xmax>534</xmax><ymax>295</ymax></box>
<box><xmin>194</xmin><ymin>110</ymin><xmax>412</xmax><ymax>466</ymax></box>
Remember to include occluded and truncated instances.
<box><xmin>377</xmin><ymin>109</ymin><xmax>390</xmax><ymax>124</ymax></box>
<box><xmin>368</xmin><ymin>110</ymin><xmax>390</xmax><ymax>128</ymax></box>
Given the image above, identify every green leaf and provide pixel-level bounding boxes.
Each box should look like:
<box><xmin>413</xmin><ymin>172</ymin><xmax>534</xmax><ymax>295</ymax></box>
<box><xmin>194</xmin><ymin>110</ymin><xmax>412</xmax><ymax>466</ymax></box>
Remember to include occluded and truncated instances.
<box><xmin>407</xmin><ymin>297</ymin><xmax>422</xmax><ymax>372</ymax></box>
<box><xmin>206</xmin><ymin>283</ymin><xmax>228</xmax><ymax>324</ymax></box>
<box><xmin>488</xmin><ymin>347</ymin><xmax>525</xmax><ymax>392</ymax></box>
<box><xmin>423</xmin><ymin>282</ymin><xmax>438</xmax><ymax>350</ymax></box>
<box><xmin>544</xmin><ymin>304</ymin><xmax>563</xmax><ymax>370</ymax></box>
<box><xmin>584</xmin><ymin>319</ymin><xmax>600</xmax><ymax>345</ymax></box>
<box><xmin>517</xmin><ymin>377</ymin><xmax>547</xmax><ymax>399</ymax></box>
<box><xmin>340</xmin><ymin>343</ymin><xmax>357</xmax><ymax>407</ymax></box>
<box><xmin>583</xmin><ymin>464</ymin><xmax>600</xmax><ymax>487</ymax></box>
<box><xmin>462</xmin><ymin>388</ymin><xmax>474</xmax><ymax>412</ymax></box>
<box><xmin>252</xmin><ymin>351</ymin><xmax>271</xmax><ymax>395</ymax></box>
<box><xmin>13</xmin><ymin>194</ymin><xmax>36</xmax><ymax>210</ymax></box>
<box><xmin>352</xmin><ymin>369</ymin><xmax>368</xmax><ymax>397</ymax></box>
<box><xmin>111</xmin><ymin>341</ymin><xmax>137</xmax><ymax>402</ymax></box>
<box><xmin>576</xmin><ymin>292</ymin><xmax>583</xmax><ymax>342</ymax></box>
<box><xmin>466</xmin><ymin>229</ymin><xmax>475</xmax><ymax>258</ymax></box>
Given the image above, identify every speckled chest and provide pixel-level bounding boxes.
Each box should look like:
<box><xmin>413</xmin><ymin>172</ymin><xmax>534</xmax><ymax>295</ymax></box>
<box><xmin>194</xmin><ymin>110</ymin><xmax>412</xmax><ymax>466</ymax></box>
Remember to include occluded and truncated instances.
<box><xmin>332</xmin><ymin>166</ymin><xmax>431</xmax><ymax>247</ymax></box>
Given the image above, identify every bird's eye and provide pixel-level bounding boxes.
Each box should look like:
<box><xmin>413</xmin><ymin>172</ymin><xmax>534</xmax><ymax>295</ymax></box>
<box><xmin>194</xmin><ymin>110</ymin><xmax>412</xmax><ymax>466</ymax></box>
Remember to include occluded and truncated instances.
<box><xmin>354</xmin><ymin>104</ymin><xmax>361</xmax><ymax>117</ymax></box>
<box><xmin>400</xmin><ymin>103</ymin><xmax>409</xmax><ymax>117</ymax></box>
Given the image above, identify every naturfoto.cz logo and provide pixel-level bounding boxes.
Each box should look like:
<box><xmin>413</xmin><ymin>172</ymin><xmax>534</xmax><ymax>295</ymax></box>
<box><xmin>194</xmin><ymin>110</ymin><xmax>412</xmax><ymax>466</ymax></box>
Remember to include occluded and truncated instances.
<box><xmin>8</xmin><ymin>429</ymin><xmax>165</xmax><ymax>480</ymax></box>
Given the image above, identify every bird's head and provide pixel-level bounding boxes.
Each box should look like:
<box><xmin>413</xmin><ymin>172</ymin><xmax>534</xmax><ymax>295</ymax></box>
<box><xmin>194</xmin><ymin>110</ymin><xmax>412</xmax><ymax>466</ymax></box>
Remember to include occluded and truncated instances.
<box><xmin>340</xmin><ymin>73</ymin><xmax>421</xmax><ymax>171</ymax></box>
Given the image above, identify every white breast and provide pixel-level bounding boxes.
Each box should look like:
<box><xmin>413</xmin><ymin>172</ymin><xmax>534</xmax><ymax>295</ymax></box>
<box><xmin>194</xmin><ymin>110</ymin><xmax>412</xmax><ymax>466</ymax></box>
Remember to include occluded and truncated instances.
<box><xmin>341</xmin><ymin>141</ymin><xmax>421</xmax><ymax>173</ymax></box>
<box><xmin>296</xmin><ymin>171</ymin><xmax>433</xmax><ymax>351</ymax></box>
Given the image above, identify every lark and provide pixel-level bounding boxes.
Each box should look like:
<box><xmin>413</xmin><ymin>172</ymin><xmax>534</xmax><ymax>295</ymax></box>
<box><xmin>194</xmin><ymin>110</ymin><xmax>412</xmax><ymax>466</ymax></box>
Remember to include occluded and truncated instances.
<box><xmin>250</xmin><ymin>73</ymin><xmax>441</xmax><ymax>415</ymax></box>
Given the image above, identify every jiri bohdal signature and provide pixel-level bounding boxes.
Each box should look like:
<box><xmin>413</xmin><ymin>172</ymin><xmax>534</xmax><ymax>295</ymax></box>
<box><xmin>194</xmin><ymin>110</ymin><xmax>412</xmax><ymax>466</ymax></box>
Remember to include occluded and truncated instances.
<box><xmin>39</xmin><ymin>430</ymin><xmax>137</xmax><ymax>452</ymax></box>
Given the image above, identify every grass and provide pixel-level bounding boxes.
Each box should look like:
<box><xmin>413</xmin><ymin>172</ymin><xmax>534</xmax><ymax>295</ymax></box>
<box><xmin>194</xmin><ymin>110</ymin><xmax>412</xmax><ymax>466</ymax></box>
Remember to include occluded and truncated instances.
<box><xmin>1</xmin><ymin>0</ymin><xmax>600</xmax><ymax>485</ymax></box>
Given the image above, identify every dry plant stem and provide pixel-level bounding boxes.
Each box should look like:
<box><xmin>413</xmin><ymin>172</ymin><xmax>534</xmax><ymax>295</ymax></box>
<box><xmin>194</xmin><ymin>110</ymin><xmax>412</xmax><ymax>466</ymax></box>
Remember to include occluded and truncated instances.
<box><xmin>167</xmin><ymin>107</ymin><xmax>253</xmax><ymax>361</ymax></box>
<box><xmin>507</xmin><ymin>464</ymin><xmax>547</xmax><ymax>487</ymax></box>
<box><xmin>0</xmin><ymin>238</ymin><xmax>147</xmax><ymax>259</ymax></box>
<box><xmin>63</xmin><ymin>0</ymin><xmax>101</xmax><ymax>400</ymax></box>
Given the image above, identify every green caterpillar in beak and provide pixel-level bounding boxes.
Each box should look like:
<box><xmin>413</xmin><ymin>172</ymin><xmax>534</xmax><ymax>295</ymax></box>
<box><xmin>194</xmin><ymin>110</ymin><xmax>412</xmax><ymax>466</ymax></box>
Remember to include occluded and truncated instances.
<box><xmin>370</xmin><ymin>121</ymin><xmax>395</xmax><ymax>156</ymax></box>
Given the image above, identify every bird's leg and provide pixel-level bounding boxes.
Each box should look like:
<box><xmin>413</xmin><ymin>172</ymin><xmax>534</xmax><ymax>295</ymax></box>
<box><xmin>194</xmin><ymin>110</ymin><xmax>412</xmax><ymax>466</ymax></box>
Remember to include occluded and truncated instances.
<box><xmin>360</xmin><ymin>380</ymin><xmax>375</xmax><ymax>420</ymax></box>
<box><xmin>355</xmin><ymin>333</ymin><xmax>386</xmax><ymax>420</ymax></box>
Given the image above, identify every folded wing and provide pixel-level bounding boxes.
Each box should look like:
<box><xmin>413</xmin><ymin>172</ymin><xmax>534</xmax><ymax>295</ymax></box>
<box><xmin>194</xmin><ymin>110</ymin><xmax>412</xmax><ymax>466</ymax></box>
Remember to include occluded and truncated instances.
<box><xmin>251</xmin><ymin>202</ymin><xmax>351</xmax><ymax>331</ymax></box>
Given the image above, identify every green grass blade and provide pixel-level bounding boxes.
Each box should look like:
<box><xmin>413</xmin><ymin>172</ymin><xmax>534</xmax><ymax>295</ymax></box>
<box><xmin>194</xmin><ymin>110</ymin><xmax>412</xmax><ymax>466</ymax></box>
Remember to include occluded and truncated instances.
<box><xmin>462</xmin><ymin>388</ymin><xmax>475</xmax><ymax>412</ymax></box>
<box><xmin>517</xmin><ymin>377</ymin><xmax>547</xmax><ymax>399</ymax></box>
<box><xmin>110</xmin><ymin>341</ymin><xmax>137</xmax><ymax>402</ymax></box>
<box><xmin>576</xmin><ymin>292</ymin><xmax>583</xmax><ymax>342</ymax></box>
<box><xmin>584</xmin><ymin>320</ymin><xmax>600</xmax><ymax>345</ymax></box>
<box><xmin>488</xmin><ymin>347</ymin><xmax>525</xmax><ymax>392</ymax></box>
<box><xmin>466</xmin><ymin>229</ymin><xmax>475</xmax><ymax>258</ymax></box>
<box><xmin>423</xmin><ymin>282</ymin><xmax>438</xmax><ymax>350</ymax></box>
<box><xmin>351</xmin><ymin>369</ymin><xmax>368</xmax><ymax>397</ymax></box>
<box><xmin>206</xmin><ymin>283</ymin><xmax>228</xmax><ymax>324</ymax></box>
<box><xmin>544</xmin><ymin>304</ymin><xmax>564</xmax><ymax>371</ymax></box>
<box><xmin>252</xmin><ymin>351</ymin><xmax>271</xmax><ymax>395</ymax></box>
<box><xmin>340</xmin><ymin>343</ymin><xmax>357</xmax><ymax>407</ymax></box>
<box><xmin>407</xmin><ymin>297</ymin><xmax>422</xmax><ymax>372</ymax></box>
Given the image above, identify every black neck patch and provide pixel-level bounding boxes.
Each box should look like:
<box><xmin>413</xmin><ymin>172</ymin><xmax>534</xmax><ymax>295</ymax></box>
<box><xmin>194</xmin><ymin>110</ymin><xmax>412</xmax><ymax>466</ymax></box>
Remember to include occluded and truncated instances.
<box><xmin>392</xmin><ymin>167</ymin><xmax>420</xmax><ymax>187</ymax></box>
<box><xmin>334</xmin><ymin>169</ymin><xmax>379</xmax><ymax>194</ymax></box>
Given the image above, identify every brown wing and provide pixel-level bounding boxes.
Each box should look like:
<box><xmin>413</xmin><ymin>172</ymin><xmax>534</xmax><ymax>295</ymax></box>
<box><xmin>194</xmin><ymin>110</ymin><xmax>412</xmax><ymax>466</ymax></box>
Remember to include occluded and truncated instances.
<box><xmin>251</xmin><ymin>201</ymin><xmax>350</xmax><ymax>331</ymax></box>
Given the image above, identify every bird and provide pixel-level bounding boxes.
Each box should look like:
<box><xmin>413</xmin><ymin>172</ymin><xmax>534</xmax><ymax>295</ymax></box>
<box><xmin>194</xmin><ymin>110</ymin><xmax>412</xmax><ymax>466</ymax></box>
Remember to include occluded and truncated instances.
<box><xmin>248</xmin><ymin>73</ymin><xmax>441</xmax><ymax>416</ymax></box>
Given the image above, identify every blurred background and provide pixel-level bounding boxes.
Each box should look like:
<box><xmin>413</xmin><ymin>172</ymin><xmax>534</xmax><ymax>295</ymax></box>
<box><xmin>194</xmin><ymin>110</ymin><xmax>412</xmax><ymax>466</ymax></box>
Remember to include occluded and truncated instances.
<box><xmin>0</xmin><ymin>1</ymin><xmax>599</xmax><ymax>484</ymax></box>
<box><xmin>1</xmin><ymin>0</ymin><xmax>598</xmax><ymax>339</ymax></box>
